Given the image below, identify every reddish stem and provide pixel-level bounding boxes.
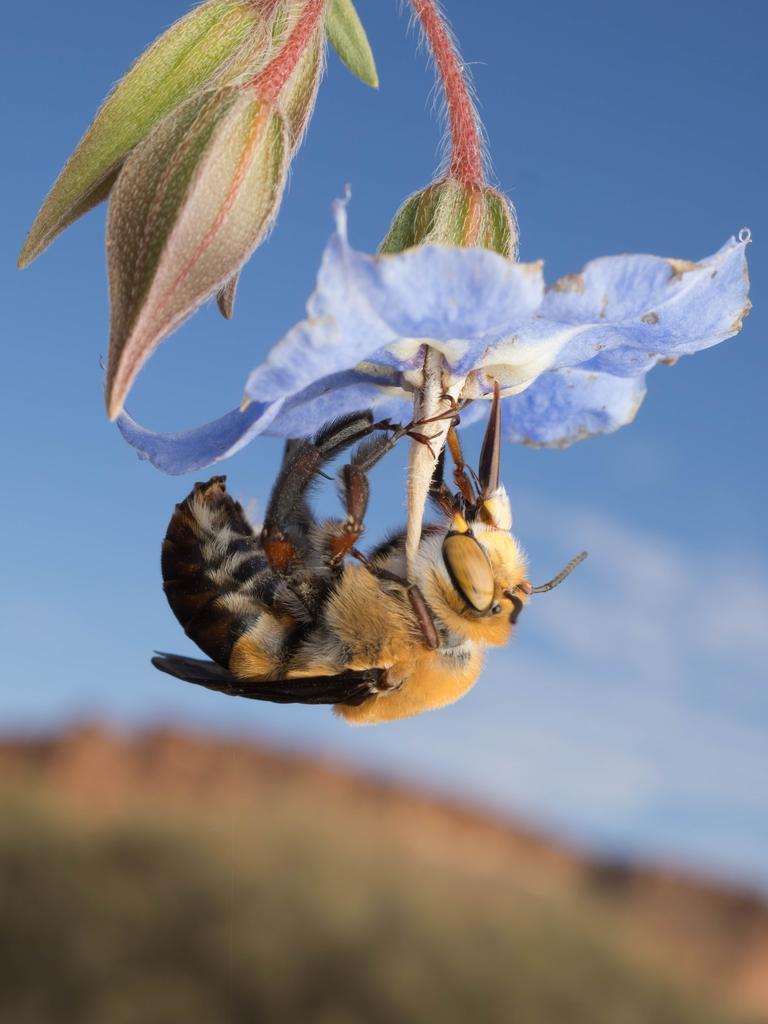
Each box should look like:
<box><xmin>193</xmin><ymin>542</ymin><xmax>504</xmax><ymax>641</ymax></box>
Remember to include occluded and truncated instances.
<box><xmin>251</xmin><ymin>0</ymin><xmax>326</xmax><ymax>103</ymax></box>
<box><xmin>410</xmin><ymin>0</ymin><xmax>484</xmax><ymax>186</ymax></box>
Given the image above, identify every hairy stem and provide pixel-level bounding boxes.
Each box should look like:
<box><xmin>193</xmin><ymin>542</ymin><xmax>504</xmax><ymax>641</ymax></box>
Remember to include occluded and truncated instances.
<box><xmin>410</xmin><ymin>0</ymin><xmax>484</xmax><ymax>186</ymax></box>
<box><xmin>403</xmin><ymin>4</ymin><xmax>486</xmax><ymax>570</ymax></box>
<box><xmin>251</xmin><ymin>0</ymin><xmax>326</xmax><ymax>103</ymax></box>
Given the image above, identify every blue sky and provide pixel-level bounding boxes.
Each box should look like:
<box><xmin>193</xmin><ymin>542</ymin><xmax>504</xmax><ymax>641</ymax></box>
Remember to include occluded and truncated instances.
<box><xmin>3</xmin><ymin>1</ymin><xmax>767</xmax><ymax>889</ymax></box>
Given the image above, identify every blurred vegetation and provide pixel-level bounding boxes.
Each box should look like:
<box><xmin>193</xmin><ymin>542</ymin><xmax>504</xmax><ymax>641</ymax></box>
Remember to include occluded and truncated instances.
<box><xmin>0</xmin><ymin>787</ymin><xmax>755</xmax><ymax>1024</ymax></box>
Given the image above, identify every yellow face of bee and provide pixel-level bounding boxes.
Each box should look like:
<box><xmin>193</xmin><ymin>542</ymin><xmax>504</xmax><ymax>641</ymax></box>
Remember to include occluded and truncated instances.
<box><xmin>337</xmin><ymin>511</ymin><xmax>531</xmax><ymax>725</ymax></box>
<box><xmin>412</xmin><ymin>496</ymin><xmax>531</xmax><ymax>651</ymax></box>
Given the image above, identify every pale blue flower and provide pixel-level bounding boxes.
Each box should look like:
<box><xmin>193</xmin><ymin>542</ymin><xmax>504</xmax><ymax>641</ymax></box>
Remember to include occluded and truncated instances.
<box><xmin>118</xmin><ymin>199</ymin><xmax>751</xmax><ymax>473</ymax></box>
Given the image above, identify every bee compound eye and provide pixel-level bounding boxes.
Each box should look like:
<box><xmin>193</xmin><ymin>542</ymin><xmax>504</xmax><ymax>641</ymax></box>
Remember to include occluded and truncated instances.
<box><xmin>442</xmin><ymin>532</ymin><xmax>495</xmax><ymax>613</ymax></box>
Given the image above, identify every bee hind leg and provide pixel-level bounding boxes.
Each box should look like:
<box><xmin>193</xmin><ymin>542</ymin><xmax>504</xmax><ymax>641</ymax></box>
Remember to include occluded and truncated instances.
<box><xmin>321</xmin><ymin>428</ymin><xmax>404</xmax><ymax>565</ymax></box>
<box><xmin>323</xmin><ymin>416</ymin><xmax>457</xmax><ymax>565</ymax></box>
<box><xmin>261</xmin><ymin>411</ymin><xmax>380</xmax><ymax>572</ymax></box>
<box><xmin>266</xmin><ymin>409</ymin><xmax>457</xmax><ymax>572</ymax></box>
<box><xmin>314</xmin><ymin>435</ymin><xmax>442</xmax><ymax>652</ymax></box>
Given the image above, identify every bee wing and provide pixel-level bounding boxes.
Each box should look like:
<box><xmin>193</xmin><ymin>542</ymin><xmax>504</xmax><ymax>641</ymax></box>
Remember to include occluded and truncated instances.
<box><xmin>151</xmin><ymin>652</ymin><xmax>382</xmax><ymax>706</ymax></box>
<box><xmin>151</xmin><ymin>652</ymin><xmax>237</xmax><ymax>687</ymax></box>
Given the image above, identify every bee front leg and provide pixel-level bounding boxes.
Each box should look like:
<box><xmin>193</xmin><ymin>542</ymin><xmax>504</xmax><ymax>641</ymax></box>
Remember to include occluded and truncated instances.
<box><xmin>325</xmin><ymin>462</ymin><xmax>369</xmax><ymax>564</ymax></box>
<box><xmin>445</xmin><ymin>426</ymin><xmax>478</xmax><ymax>505</ymax></box>
<box><xmin>320</xmin><ymin>421</ymin><xmax>440</xmax><ymax>565</ymax></box>
<box><xmin>355</xmin><ymin>406</ymin><xmax>463</xmax><ymax>469</ymax></box>
<box><xmin>317</xmin><ymin>431</ymin><xmax>444</xmax><ymax>650</ymax></box>
<box><xmin>319</xmin><ymin>428</ymin><xmax>401</xmax><ymax>567</ymax></box>
<box><xmin>349</xmin><ymin>548</ymin><xmax>440</xmax><ymax>652</ymax></box>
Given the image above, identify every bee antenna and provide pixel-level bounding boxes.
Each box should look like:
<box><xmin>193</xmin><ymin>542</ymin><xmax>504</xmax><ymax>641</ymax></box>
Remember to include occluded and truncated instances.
<box><xmin>530</xmin><ymin>551</ymin><xmax>588</xmax><ymax>594</ymax></box>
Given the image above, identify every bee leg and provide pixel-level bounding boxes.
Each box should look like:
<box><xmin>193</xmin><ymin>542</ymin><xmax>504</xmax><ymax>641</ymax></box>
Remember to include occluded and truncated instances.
<box><xmin>322</xmin><ymin>409</ymin><xmax>464</xmax><ymax>564</ymax></box>
<box><xmin>322</xmin><ymin>427</ymin><xmax>409</xmax><ymax>564</ymax></box>
<box><xmin>446</xmin><ymin>426</ymin><xmax>478</xmax><ymax>505</ymax></box>
<box><xmin>350</xmin><ymin>549</ymin><xmax>440</xmax><ymax>651</ymax></box>
<box><xmin>428</xmin><ymin>446</ymin><xmax>458</xmax><ymax>516</ymax></box>
<box><xmin>477</xmin><ymin>379</ymin><xmax>502</xmax><ymax>498</ymax></box>
<box><xmin>322</xmin><ymin>431</ymin><xmax>443</xmax><ymax>650</ymax></box>
<box><xmin>360</xmin><ymin>406</ymin><xmax>462</xmax><ymax>463</ymax></box>
<box><xmin>324</xmin><ymin>462</ymin><xmax>370</xmax><ymax>563</ymax></box>
<box><xmin>262</xmin><ymin>411</ymin><xmax>378</xmax><ymax>572</ymax></box>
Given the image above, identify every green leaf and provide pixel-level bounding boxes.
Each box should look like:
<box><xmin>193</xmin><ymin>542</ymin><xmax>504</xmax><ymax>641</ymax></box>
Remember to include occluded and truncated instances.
<box><xmin>325</xmin><ymin>0</ymin><xmax>378</xmax><ymax>89</ymax></box>
<box><xmin>19</xmin><ymin>0</ymin><xmax>271</xmax><ymax>268</ymax></box>
<box><xmin>105</xmin><ymin>90</ymin><xmax>288</xmax><ymax>418</ymax></box>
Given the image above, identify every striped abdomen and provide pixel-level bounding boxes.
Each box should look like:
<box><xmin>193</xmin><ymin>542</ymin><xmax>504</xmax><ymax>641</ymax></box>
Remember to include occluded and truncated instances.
<box><xmin>160</xmin><ymin>477</ymin><xmax>272</xmax><ymax>666</ymax></box>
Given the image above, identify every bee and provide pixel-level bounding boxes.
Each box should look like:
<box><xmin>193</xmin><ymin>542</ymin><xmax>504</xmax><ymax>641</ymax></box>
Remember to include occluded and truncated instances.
<box><xmin>153</xmin><ymin>385</ymin><xmax>586</xmax><ymax>723</ymax></box>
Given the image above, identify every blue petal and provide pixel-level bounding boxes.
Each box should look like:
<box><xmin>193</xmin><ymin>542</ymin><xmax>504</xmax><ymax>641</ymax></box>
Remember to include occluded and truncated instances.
<box><xmin>263</xmin><ymin>369</ymin><xmax>412</xmax><ymax>437</ymax></box>
<box><xmin>117</xmin><ymin>197</ymin><xmax>544</xmax><ymax>475</ymax></box>
<box><xmin>116</xmin><ymin>399</ymin><xmax>284</xmax><ymax>475</ymax></box>
<box><xmin>346</xmin><ymin>245</ymin><xmax>544</xmax><ymax>375</ymax></box>
<box><xmin>245</xmin><ymin>198</ymin><xmax>545</xmax><ymax>401</ymax></box>
<box><xmin>525</xmin><ymin>235</ymin><xmax>750</xmax><ymax>377</ymax></box>
<box><xmin>118</xmin><ymin>200</ymin><xmax>750</xmax><ymax>473</ymax></box>
<box><xmin>502</xmin><ymin>368</ymin><xmax>648</xmax><ymax>447</ymax></box>
<box><xmin>117</xmin><ymin>370</ymin><xmax>413</xmax><ymax>474</ymax></box>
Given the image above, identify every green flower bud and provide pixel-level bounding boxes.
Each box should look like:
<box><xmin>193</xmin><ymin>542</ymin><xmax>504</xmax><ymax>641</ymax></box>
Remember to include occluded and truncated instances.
<box><xmin>106</xmin><ymin>89</ymin><xmax>288</xmax><ymax>419</ymax></box>
<box><xmin>280</xmin><ymin>26</ymin><xmax>325</xmax><ymax>150</ymax></box>
<box><xmin>379</xmin><ymin>178</ymin><xmax>518</xmax><ymax>259</ymax></box>
<box><xmin>214</xmin><ymin>19</ymin><xmax>325</xmax><ymax>321</ymax></box>
<box><xmin>19</xmin><ymin>0</ymin><xmax>286</xmax><ymax>268</ymax></box>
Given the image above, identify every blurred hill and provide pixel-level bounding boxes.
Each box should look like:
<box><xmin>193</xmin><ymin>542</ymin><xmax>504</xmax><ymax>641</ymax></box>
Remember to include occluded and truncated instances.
<box><xmin>1</xmin><ymin>725</ymin><xmax>766</xmax><ymax>1024</ymax></box>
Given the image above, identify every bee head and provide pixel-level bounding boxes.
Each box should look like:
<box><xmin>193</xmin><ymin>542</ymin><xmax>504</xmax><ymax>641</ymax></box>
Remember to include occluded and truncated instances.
<box><xmin>435</xmin><ymin>511</ymin><xmax>528</xmax><ymax>646</ymax></box>
<box><xmin>429</xmin><ymin>382</ymin><xmax>586</xmax><ymax>646</ymax></box>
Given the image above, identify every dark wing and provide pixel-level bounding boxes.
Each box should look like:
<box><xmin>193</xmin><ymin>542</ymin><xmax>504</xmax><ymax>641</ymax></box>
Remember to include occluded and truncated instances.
<box><xmin>151</xmin><ymin>653</ymin><xmax>383</xmax><ymax>706</ymax></box>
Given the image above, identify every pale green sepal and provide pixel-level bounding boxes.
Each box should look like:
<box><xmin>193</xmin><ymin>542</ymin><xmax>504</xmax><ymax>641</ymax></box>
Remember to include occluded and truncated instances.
<box><xmin>481</xmin><ymin>190</ymin><xmax>519</xmax><ymax>260</ymax></box>
<box><xmin>44</xmin><ymin>165</ymin><xmax>123</xmax><ymax>245</ymax></box>
<box><xmin>378</xmin><ymin>190</ymin><xmax>426</xmax><ymax>254</ymax></box>
<box><xmin>280</xmin><ymin>31</ymin><xmax>325</xmax><ymax>149</ymax></box>
<box><xmin>217</xmin><ymin>26</ymin><xmax>324</xmax><ymax>325</ymax></box>
<box><xmin>19</xmin><ymin>0</ymin><xmax>269</xmax><ymax>268</ymax></box>
<box><xmin>326</xmin><ymin>0</ymin><xmax>378</xmax><ymax>88</ymax></box>
<box><xmin>106</xmin><ymin>91</ymin><xmax>288</xmax><ymax>418</ymax></box>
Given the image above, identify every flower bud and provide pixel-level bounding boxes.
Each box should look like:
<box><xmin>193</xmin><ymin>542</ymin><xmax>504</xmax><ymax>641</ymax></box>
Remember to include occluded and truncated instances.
<box><xmin>280</xmin><ymin>25</ymin><xmax>325</xmax><ymax>149</ymax></box>
<box><xmin>380</xmin><ymin>178</ymin><xmax>518</xmax><ymax>259</ymax></box>
<box><xmin>106</xmin><ymin>88</ymin><xmax>288</xmax><ymax>419</ymax></box>
<box><xmin>214</xmin><ymin>19</ymin><xmax>325</xmax><ymax>320</ymax></box>
<box><xmin>19</xmin><ymin>0</ymin><xmax>289</xmax><ymax>268</ymax></box>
